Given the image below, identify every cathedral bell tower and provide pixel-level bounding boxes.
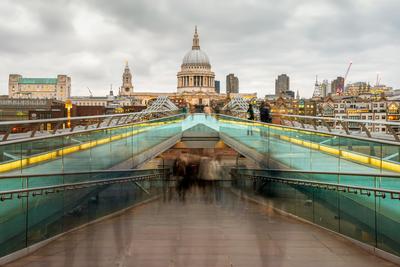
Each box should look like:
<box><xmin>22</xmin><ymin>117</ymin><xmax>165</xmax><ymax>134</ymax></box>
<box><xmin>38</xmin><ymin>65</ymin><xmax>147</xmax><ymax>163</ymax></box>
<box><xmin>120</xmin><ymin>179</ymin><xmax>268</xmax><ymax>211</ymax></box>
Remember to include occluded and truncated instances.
<box><xmin>120</xmin><ymin>61</ymin><xmax>134</xmax><ymax>96</ymax></box>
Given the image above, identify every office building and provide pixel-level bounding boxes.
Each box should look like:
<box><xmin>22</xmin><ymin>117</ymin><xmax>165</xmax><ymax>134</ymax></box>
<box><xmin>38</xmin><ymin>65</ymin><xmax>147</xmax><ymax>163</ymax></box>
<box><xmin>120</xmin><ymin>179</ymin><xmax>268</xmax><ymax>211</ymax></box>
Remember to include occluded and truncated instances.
<box><xmin>275</xmin><ymin>74</ymin><xmax>289</xmax><ymax>95</ymax></box>
<box><xmin>331</xmin><ymin>76</ymin><xmax>344</xmax><ymax>94</ymax></box>
<box><xmin>214</xmin><ymin>80</ymin><xmax>220</xmax><ymax>94</ymax></box>
<box><xmin>0</xmin><ymin>98</ymin><xmax>67</xmax><ymax>122</ymax></box>
<box><xmin>321</xmin><ymin>80</ymin><xmax>330</xmax><ymax>97</ymax></box>
<box><xmin>226</xmin><ymin>74</ymin><xmax>239</xmax><ymax>94</ymax></box>
<box><xmin>8</xmin><ymin>74</ymin><xmax>71</xmax><ymax>101</ymax></box>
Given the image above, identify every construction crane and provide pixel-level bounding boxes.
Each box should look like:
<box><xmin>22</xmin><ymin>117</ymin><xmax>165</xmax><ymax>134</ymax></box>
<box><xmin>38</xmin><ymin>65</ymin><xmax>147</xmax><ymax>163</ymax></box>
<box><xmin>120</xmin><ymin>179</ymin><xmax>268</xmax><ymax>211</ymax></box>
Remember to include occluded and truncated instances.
<box><xmin>337</xmin><ymin>62</ymin><xmax>352</xmax><ymax>94</ymax></box>
<box><xmin>344</xmin><ymin>62</ymin><xmax>352</xmax><ymax>81</ymax></box>
<box><xmin>87</xmin><ymin>87</ymin><xmax>93</xmax><ymax>97</ymax></box>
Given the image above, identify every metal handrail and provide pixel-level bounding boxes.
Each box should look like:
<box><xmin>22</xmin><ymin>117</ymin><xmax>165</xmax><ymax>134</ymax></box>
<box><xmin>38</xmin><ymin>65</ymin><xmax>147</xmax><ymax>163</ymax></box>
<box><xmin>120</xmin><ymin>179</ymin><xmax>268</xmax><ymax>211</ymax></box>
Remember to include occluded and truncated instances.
<box><xmin>224</xmin><ymin>110</ymin><xmax>400</xmax><ymax>127</ymax></box>
<box><xmin>273</xmin><ymin>113</ymin><xmax>400</xmax><ymax>127</ymax></box>
<box><xmin>0</xmin><ymin>113</ymin><xmax>185</xmax><ymax>146</ymax></box>
<box><xmin>0</xmin><ymin>173</ymin><xmax>166</xmax><ymax>202</ymax></box>
<box><xmin>0</xmin><ymin>110</ymin><xmax>171</xmax><ymax>126</ymax></box>
<box><xmin>235</xmin><ymin>172</ymin><xmax>400</xmax><ymax>200</ymax></box>
<box><xmin>216</xmin><ymin>113</ymin><xmax>400</xmax><ymax>146</ymax></box>
<box><xmin>221</xmin><ymin>110</ymin><xmax>400</xmax><ymax>141</ymax></box>
<box><xmin>0</xmin><ymin>168</ymin><xmax>170</xmax><ymax>180</ymax></box>
<box><xmin>233</xmin><ymin>168</ymin><xmax>400</xmax><ymax>179</ymax></box>
<box><xmin>273</xmin><ymin>113</ymin><xmax>400</xmax><ymax>142</ymax></box>
<box><xmin>0</xmin><ymin>109</ymin><xmax>182</xmax><ymax>142</ymax></box>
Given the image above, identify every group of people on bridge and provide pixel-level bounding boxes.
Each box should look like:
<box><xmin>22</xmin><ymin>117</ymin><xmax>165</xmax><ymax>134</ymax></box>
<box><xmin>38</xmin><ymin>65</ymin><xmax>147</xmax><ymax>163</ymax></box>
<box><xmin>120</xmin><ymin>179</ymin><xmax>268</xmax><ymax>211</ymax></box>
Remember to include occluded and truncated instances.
<box><xmin>247</xmin><ymin>102</ymin><xmax>272</xmax><ymax>123</ymax></box>
<box><xmin>180</xmin><ymin>102</ymin><xmax>272</xmax><ymax>124</ymax></box>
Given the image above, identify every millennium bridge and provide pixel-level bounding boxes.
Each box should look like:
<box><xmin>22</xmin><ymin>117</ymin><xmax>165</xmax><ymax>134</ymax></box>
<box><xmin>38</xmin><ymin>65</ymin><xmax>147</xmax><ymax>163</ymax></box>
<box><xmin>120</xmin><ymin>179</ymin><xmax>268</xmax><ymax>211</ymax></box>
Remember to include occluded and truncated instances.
<box><xmin>0</xmin><ymin>103</ymin><xmax>399</xmax><ymax>266</ymax></box>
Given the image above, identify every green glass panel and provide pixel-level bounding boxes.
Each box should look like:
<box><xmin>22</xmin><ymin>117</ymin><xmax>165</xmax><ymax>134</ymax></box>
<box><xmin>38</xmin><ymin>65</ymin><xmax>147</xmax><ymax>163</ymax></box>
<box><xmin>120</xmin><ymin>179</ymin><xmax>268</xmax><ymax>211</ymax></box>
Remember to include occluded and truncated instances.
<box><xmin>313</xmin><ymin>188</ymin><xmax>340</xmax><ymax>232</ymax></box>
<box><xmin>376</xmin><ymin>195</ymin><xmax>400</xmax><ymax>257</ymax></box>
<box><xmin>293</xmin><ymin>185</ymin><xmax>314</xmax><ymax>221</ymax></box>
<box><xmin>0</xmin><ymin>197</ymin><xmax>27</xmax><ymax>257</ymax></box>
<box><xmin>339</xmin><ymin>192</ymin><xmax>376</xmax><ymax>246</ymax></box>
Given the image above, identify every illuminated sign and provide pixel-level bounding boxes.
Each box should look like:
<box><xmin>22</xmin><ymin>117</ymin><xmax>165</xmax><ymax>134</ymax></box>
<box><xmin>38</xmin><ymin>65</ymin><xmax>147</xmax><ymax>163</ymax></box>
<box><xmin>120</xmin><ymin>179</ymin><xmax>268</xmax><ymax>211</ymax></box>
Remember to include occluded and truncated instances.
<box><xmin>347</xmin><ymin>109</ymin><xmax>369</xmax><ymax>114</ymax></box>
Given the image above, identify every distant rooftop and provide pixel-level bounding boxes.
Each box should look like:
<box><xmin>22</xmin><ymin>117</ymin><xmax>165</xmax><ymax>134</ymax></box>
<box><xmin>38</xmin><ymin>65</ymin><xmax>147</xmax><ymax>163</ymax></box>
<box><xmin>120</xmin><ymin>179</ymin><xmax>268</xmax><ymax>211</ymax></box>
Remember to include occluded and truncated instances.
<box><xmin>18</xmin><ymin>78</ymin><xmax>58</xmax><ymax>84</ymax></box>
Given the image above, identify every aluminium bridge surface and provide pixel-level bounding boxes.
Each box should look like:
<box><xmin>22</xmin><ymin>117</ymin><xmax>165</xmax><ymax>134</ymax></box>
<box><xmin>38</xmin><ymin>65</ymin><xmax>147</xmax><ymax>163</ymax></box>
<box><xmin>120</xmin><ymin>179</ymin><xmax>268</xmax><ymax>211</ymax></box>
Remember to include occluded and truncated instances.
<box><xmin>3</xmin><ymin>183</ymin><xmax>396</xmax><ymax>267</ymax></box>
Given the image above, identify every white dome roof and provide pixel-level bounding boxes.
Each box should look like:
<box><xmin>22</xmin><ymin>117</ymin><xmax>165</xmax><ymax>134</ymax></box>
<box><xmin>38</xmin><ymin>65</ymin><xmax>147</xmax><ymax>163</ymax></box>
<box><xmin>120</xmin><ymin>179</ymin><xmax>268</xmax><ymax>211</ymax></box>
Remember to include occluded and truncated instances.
<box><xmin>182</xmin><ymin>49</ymin><xmax>210</xmax><ymax>66</ymax></box>
<box><xmin>181</xmin><ymin>27</ymin><xmax>211</xmax><ymax>67</ymax></box>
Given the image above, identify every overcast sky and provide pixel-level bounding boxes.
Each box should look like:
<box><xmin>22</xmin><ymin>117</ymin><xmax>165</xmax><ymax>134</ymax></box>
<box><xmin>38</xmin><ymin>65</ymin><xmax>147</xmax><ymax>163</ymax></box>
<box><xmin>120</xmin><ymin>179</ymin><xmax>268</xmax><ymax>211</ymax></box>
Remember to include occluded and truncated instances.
<box><xmin>0</xmin><ymin>0</ymin><xmax>399</xmax><ymax>98</ymax></box>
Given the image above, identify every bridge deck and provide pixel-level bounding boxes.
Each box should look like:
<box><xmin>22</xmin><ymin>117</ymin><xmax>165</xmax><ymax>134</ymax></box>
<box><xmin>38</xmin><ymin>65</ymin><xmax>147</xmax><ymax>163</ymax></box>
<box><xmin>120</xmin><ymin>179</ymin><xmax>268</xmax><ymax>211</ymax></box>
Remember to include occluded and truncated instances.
<box><xmin>4</xmin><ymin>183</ymin><xmax>396</xmax><ymax>267</ymax></box>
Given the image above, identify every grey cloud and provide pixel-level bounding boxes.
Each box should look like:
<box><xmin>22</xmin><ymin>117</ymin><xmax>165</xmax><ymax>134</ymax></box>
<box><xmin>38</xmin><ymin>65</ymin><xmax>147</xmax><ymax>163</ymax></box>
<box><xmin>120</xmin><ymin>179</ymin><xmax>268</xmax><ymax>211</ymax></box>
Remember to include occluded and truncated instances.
<box><xmin>0</xmin><ymin>0</ymin><xmax>399</xmax><ymax>98</ymax></box>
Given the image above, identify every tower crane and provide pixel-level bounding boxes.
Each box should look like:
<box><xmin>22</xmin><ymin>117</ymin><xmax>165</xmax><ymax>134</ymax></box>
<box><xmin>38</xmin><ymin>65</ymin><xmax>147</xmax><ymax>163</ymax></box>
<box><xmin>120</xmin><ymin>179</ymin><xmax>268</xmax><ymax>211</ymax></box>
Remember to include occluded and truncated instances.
<box><xmin>87</xmin><ymin>87</ymin><xmax>93</xmax><ymax>97</ymax></box>
<box><xmin>338</xmin><ymin>62</ymin><xmax>352</xmax><ymax>94</ymax></box>
<box><xmin>344</xmin><ymin>62</ymin><xmax>352</xmax><ymax>81</ymax></box>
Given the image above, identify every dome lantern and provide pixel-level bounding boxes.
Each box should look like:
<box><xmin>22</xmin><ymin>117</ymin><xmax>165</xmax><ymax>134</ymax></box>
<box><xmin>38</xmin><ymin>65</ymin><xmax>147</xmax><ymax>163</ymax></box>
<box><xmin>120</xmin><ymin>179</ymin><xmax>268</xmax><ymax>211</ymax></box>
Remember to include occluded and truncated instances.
<box><xmin>192</xmin><ymin>26</ymin><xmax>200</xmax><ymax>50</ymax></box>
<box><xmin>181</xmin><ymin>27</ymin><xmax>211</xmax><ymax>67</ymax></box>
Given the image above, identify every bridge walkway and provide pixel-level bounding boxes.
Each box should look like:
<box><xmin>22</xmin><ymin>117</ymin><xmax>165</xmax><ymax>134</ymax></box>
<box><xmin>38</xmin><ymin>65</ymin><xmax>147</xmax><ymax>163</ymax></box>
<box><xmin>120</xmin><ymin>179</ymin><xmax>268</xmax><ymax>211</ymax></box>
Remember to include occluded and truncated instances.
<box><xmin>4</xmin><ymin>183</ymin><xmax>396</xmax><ymax>267</ymax></box>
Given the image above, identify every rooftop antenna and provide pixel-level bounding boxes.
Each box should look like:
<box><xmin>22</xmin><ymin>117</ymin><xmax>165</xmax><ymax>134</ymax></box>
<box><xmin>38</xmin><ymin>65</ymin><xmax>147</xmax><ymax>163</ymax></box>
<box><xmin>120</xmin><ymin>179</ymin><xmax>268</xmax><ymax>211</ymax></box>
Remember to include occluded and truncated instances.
<box><xmin>110</xmin><ymin>84</ymin><xmax>113</xmax><ymax>96</ymax></box>
<box><xmin>376</xmin><ymin>72</ymin><xmax>381</xmax><ymax>86</ymax></box>
<box><xmin>312</xmin><ymin>75</ymin><xmax>322</xmax><ymax>98</ymax></box>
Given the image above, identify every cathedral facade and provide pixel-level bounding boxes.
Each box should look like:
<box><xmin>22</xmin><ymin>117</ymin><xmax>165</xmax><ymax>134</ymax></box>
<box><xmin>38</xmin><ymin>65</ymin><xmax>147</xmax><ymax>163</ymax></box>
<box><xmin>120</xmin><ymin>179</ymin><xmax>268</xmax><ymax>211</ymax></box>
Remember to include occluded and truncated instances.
<box><xmin>177</xmin><ymin>27</ymin><xmax>215</xmax><ymax>95</ymax></box>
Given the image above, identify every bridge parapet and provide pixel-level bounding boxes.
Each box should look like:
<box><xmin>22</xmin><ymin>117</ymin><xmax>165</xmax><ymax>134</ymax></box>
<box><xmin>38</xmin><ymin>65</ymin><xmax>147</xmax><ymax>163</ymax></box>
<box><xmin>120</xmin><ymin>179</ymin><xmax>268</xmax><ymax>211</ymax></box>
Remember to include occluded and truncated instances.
<box><xmin>225</xmin><ymin>111</ymin><xmax>400</xmax><ymax>143</ymax></box>
<box><xmin>0</xmin><ymin>98</ymin><xmax>180</xmax><ymax>143</ymax></box>
<box><xmin>232</xmin><ymin>168</ymin><xmax>400</xmax><ymax>261</ymax></box>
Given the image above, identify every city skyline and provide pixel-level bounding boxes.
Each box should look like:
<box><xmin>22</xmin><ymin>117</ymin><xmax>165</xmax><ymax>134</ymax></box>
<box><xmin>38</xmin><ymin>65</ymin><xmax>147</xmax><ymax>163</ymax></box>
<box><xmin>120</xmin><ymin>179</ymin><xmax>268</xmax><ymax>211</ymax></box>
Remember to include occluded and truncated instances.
<box><xmin>0</xmin><ymin>0</ymin><xmax>399</xmax><ymax>98</ymax></box>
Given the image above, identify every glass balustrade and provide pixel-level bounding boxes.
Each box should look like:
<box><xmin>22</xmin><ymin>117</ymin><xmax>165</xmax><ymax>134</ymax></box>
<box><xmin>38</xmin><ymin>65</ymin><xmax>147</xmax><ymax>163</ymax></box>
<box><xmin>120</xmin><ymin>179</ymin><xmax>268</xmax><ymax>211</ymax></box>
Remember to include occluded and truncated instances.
<box><xmin>0</xmin><ymin>114</ymin><xmax>184</xmax><ymax>176</ymax></box>
<box><xmin>217</xmin><ymin>114</ymin><xmax>400</xmax><ymax>175</ymax></box>
<box><xmin>0</xmin><ymin>169</ymin><xmax>168</xmax><ymax>258</ymax></box>
<box><xmin>232</xmin><ymin>168</ymin><xmax>400</xmax><ymax>257</ymax></box>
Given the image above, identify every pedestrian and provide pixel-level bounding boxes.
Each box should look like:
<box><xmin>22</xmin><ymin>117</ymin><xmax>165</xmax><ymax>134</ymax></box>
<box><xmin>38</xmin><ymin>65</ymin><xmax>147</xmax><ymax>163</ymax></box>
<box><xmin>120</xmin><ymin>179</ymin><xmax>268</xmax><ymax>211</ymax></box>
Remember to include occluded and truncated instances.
<box><xmin>247</xmin><ymin>104</ymin><xmax>255</xmax><ymax>120</ymax></box>
<box><xmin>247</xmin><ymin>104</ymin><xmax>255</xmax><ymax>135</ymax></box>
<box><xmin>204</xmin><ymin>105</ymin><xmax>211</xmax><ymax>119</ymax></box>
<box><xmin>259</xmin><ymin>102</ymin><xmax>267</xmax><ymax>122</ymax></box>
<box><xmin>265</xmin><ymin>103</ymin><xmax>272</xmax><ymax>123</ymax></box>
<box><xmin>259</xmin><ymin>102</ymin><xmax>272</xmax><ymax>123</ymax></box>
<box><xmin>214</xmin><ymin>105</ymin><xmax>220</xmax><ymax>114</ymax></box>
<box><xmin>204</xmin><ymin>105</ymin><xmax>211</xmax><ymax>117</ymax></box>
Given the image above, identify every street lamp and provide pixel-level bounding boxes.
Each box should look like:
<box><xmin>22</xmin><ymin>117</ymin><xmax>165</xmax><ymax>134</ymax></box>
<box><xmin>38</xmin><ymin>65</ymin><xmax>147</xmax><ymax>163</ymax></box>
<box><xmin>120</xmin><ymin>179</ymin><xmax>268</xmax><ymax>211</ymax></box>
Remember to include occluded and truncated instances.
<box><xmin>65</xmin><ymin>99</ymin><xmax>72</xmax><ymax>128</ymax></box>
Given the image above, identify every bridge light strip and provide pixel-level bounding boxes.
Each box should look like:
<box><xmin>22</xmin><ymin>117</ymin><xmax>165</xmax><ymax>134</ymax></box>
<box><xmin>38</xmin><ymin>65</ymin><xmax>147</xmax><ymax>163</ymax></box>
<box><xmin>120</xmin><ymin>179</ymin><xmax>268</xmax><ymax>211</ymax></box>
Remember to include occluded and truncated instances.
<box><xmin>219</xmin><ymin>119</ymin><xmax>400</xmax><ymax>173</ymax></box>
<box><xmin>0</xmin><ymin>119</ymin><xmax>183</xmax><ymax>173</ymax></box>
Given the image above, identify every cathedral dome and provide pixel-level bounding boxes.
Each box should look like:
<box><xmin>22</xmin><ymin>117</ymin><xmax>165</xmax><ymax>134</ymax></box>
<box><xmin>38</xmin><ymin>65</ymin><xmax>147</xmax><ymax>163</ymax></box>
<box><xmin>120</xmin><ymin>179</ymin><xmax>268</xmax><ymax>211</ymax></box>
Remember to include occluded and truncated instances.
<box><xmin>182</xmin><ymin>49</ymin><xmax>210</xmax><ymax>66</ymax></box>
<box><xmin>177</xmin><ymin>26</ymin><xmax>215</xmax><ymax>95</ymax></box>
<box><xmin>181</xmin><ymin>26</ymin><xmax>211</xmax><ymax>68</ymax></box>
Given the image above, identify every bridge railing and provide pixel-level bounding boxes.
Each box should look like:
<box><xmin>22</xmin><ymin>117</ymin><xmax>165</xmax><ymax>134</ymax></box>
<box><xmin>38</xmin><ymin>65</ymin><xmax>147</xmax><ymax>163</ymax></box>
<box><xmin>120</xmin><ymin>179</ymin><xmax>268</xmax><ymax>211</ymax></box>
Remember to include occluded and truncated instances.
<box><xmin>216</xmin><ymin>114</ymin><xmax>400</xmax><ymax>174</ymax></box>
<box><xmin>272</xmin><ymin>113</ymin><xmax>400</xmax><ymax>142</ymax></box>
<box><xmin>0</xmin><ymin>168</ymin><xmax>171</xmax><ymax>262</ymax></box>
<box><xmin>0</xmin><ymin>110</ymin><xmax>181</xmax><ymax>142</ymax></box>
<box><xmin>221</xmin><ymin>111</ymin><xmax>400</xmax><ymax>142</ymax></box>
<box><xmin>0</xmin><ymin>114</ymin><xmax>185</xmax><ymax>175</ymax></box>
<box><xmin>231</xmin><ymin>168</ymin><xmax>400</xmax><ymax>259</ymax></box>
